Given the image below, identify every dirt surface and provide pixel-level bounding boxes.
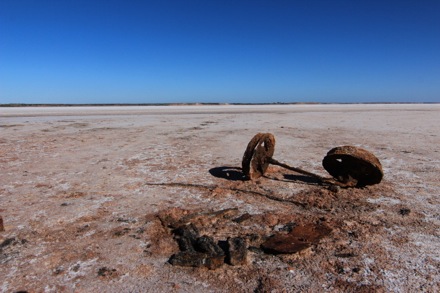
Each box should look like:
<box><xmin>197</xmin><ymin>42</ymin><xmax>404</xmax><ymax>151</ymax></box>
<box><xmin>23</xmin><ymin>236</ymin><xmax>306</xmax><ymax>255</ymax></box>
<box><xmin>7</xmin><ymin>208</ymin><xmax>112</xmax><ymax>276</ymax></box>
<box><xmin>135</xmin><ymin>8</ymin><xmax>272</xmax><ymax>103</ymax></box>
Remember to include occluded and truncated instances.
<box><xmin>1</xmin><ymin>104</ymin><xmax>439</xmax><ymax>292</ymax></box>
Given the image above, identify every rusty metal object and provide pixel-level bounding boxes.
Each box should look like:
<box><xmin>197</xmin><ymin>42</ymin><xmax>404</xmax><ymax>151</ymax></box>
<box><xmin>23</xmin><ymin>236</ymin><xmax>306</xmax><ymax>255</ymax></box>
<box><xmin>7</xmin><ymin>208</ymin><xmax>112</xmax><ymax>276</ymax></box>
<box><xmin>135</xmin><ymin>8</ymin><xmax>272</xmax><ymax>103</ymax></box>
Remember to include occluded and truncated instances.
<box><xmin>261</xmin><ymin>222</ymin><xmax>332</xmax><ymax>254</ymax></box>
<box><xmin>322</xmin><ymin>146</ymin><xmax>383</xmax><ymax>187</ymax></box>
<box><xmin>242</xmin><ymin>133</ymin><xmax>383</xmax><ymax>187</ymax></box>
<box><xmin>241</xmin><ymin>133</ymin><xmax>320</xmax><ymax>181</ymax></box>
<box><xmin>242</xmin><ymin>133</ymin><xmax>275</xmax><ymax>180</ymax></box>
<box><xmin>242</xmin><ymin>133</ymin><xmax>328</xmax><ymax>182</ymax></box>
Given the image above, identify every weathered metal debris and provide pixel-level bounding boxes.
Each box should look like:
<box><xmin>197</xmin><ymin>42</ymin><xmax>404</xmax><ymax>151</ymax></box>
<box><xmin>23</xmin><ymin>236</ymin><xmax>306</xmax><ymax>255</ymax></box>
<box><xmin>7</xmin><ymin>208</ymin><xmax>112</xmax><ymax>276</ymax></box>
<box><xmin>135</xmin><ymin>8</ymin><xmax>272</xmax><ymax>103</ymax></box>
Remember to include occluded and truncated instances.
<box><xmin>169</xmin><ymin>223</ymin><xmax>225</xmax><ymax>269</ymax></box>
<box><xmin>168</xmin><ymin>223</ymin><xmax>248</xmax><ymax>269</ymax></box>
<box><xmin>165</xmin><ymin>209</ymin><xmax>336</xmax><ymax>269</ymax></box>
<box><xmin>226</xmin><ymin>237</ymin><xmax>248</xmax><ymax>266</ymax></box>
<box><xmin>242</xmin><ymin>133</ymin><xmax>383</xmax><ymax>187</ymax></box>
<box><xmin>242</xmin><ymin>133</ymin><xmax>275</xmax><ymax>180</ymax></box>
<box><xmin>261</xmin><ymin>222</ymin><xmax>332</xmax><ymax>254</ymax></box>
<box><xmin>322</xmin><ymin>146</ymin><xmax>383</xmax><ymax>187</ymax></box>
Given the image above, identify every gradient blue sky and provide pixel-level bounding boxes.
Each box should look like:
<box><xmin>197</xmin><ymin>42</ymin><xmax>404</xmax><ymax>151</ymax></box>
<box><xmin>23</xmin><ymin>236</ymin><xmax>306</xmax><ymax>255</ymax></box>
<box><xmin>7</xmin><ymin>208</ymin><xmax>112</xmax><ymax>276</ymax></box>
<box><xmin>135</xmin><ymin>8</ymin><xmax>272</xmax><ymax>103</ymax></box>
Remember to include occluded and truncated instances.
<box><xmin>1</xmin><ymin>0</ymin><xmax>439</xmax><ymax>104</ymax></box>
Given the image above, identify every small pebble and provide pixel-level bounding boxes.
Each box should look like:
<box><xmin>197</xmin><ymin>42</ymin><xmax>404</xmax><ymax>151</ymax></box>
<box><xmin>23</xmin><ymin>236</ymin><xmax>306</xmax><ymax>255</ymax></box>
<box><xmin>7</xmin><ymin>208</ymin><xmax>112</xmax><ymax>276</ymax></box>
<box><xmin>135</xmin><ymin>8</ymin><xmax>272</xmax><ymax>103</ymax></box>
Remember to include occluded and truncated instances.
<box><xmin>329</xmin><ymin>185</ymin><xmax>340</xmax><ymax>193</ymax></box>
<box><xmin>399</xmin><ymin>208</ymin><xmax>411</xmax><ymax>216</ymax></box>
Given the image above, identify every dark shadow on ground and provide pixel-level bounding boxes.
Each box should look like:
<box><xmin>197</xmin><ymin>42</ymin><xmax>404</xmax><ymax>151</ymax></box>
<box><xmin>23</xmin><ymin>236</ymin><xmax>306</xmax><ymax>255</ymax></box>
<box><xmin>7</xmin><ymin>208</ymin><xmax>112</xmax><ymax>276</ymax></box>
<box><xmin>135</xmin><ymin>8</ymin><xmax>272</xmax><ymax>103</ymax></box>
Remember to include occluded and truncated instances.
<box><xmin>262</xmin><ymin>173</ymin><xmax>322</xmax><ymax>186</ymax></box>
<box><xmin>210</xmin><ymin>166</ymin><xmax>325</xmax><ymax>186</ymax></box>
<box><xmin>209</xmin><ymin>166</ymin><xmax>246</xmax><ymax>181</ymax></box>
<box><xmin>283</xmin><ymin>174</ymin><xmax>322</xmax><ymax>184</ymax></box>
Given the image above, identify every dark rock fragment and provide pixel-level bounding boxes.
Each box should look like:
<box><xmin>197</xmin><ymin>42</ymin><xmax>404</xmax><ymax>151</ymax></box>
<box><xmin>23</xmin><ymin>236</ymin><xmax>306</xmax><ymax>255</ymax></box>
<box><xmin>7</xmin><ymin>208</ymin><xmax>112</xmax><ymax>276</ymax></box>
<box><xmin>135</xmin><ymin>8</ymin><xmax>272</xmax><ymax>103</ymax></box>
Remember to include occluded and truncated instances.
<box><xmin>245</xmin><ymin>233</ymin><xmax>265</xmax><ymax>250</ymax></box>
<box><xmin>97</xmin><ymin>266</ymin><xmax>117</xmax><ymax>277</ymax></box>
<box><xmin>1</xmin><ymin>237</ymin><xmax>16</xmax><ymax>248</ymax></box>
<box><xmin>173</xmin><ymin>223</ymin><xmax>199</xmax><ymax>238</ymax></box>
<box><xmin>169</xmin><ymin>237</ymin><xmax>225</xmax><ymax>270</ymax></box>
<box><xmin>169</xmin><ymin>224</ymin><xmax>225</xmax><ymax>269</ymax></box>
<box><xmin>113</xmin><ymin>227</ymin><xmax>130</xmax><ymax>237</ymax></box>
<box><xmin>173</xmin><ymin>223</ymin><xmax>200</xmax><ymax>252</ymax></box>
<box><xmin>329</xmin><ymin>185</ymin><xmax>340</xmax><ymax>193</ymax></box>
<box><xmin>233</xmin><ymin>213</ymin><xmax>252</xmax><ymax>223</ymax></box>
<box><xmin>399</xmin><ymin>208</ymin><xmax>411</xmax><ymax>216</ymax></box>
<box><xmin>226</xmin><ymin>237</ymin><xmax>247</xmax><ymax>265</ymax></box>
<box><xmin>335</xmin><ymin>253</ymin><xmax>356</xmax><ymax>258</ymax></box>
<box><xmin>196</xmin><ymin>236</ymin><xmax>224</xmax><ymax>256</ymax></box>
<box><xmin>53</xmin><ymin>266</ymin><xmax>64</xmax><ymax>275</ymax></box>
<box><xmin>0</xmin><ymin>216</ymin><xmax>4</xmax><ymax>232</ymax></box>
<box><xmin>169</xmin><ymin>251</ymin><xmax>222</xmax><ymax>269</ymax></box>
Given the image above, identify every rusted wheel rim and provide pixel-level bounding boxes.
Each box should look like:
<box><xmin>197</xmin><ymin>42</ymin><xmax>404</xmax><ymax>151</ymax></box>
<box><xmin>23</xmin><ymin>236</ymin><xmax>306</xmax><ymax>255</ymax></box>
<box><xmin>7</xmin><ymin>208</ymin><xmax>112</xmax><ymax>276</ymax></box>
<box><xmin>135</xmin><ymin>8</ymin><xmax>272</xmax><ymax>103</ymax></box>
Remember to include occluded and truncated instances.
<box><xmin>322</xmin><ymin>146</ymin><xmax>383</xmax><ymax>187</ymax></box>
<box><xmin>242</xmin><ymin>133</ymin><xmax>275</xmax><ymax>180</ymax></box>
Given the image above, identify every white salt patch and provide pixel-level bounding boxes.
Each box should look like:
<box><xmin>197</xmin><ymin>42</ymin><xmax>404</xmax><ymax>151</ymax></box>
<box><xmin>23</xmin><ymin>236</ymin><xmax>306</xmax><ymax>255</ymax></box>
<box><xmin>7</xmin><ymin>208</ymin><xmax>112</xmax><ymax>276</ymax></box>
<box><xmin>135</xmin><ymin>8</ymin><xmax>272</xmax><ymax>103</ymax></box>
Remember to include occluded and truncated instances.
<box><xmin>367</xmin><ymin>197</ymin><xmax>401</xmax><ymax>205</ymax></box>
<box><xmin>63</xmin><ymin>258</ymin><xmax>98</xmax><ymax>282</ymax></box>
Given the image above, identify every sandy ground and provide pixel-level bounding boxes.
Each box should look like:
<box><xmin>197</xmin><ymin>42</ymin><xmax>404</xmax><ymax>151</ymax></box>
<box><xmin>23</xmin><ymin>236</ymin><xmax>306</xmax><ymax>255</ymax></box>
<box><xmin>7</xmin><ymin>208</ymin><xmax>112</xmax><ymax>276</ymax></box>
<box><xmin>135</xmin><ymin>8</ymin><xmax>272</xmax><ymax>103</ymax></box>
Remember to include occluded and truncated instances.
<box><xmin>1</xmin><ymin>104</ymin><xmax>439</xmax><ymax>292</ymax></box>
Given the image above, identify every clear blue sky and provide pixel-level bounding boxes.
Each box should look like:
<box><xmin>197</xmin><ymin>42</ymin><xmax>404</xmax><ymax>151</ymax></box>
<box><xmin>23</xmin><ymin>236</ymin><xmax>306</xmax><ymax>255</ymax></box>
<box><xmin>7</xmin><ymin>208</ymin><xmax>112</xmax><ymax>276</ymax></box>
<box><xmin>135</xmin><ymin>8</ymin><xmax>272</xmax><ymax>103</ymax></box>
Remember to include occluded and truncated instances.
<box><xmin>1</xmin><ymin>0</ymin><xmax>439</xmax><ymax>104</ymax></box>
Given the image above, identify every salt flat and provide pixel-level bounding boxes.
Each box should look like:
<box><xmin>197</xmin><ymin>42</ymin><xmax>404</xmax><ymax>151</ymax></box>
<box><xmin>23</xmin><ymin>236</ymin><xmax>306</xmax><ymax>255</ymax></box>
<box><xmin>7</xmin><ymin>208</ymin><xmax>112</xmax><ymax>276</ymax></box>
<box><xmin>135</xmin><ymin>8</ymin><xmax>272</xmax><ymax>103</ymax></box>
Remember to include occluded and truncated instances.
<box><xmin>1</xmin><ymin>104</ymin><xmax>439</xmax><ymax>292</ymax></box>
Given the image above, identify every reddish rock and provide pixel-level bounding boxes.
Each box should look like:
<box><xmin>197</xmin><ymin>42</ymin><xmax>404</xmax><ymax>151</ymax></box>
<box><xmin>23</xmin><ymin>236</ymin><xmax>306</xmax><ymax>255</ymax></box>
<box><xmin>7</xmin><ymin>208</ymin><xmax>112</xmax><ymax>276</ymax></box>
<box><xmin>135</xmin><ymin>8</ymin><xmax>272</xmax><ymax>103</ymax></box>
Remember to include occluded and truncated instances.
<box><xmin>263</xmin><ymin>213</ymin><xmax>279</xmax><ymax>227</ymax></box>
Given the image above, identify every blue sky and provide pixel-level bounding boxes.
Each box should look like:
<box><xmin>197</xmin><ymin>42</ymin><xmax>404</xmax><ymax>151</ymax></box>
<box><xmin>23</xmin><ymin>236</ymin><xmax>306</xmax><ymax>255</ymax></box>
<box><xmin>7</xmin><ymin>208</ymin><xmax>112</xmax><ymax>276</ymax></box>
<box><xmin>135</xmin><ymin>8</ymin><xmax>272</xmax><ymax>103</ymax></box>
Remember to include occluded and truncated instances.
<box><xmin>1</xmin><ymin>0</ymin><xmax>439</xmax><ymax>104</ymax></box>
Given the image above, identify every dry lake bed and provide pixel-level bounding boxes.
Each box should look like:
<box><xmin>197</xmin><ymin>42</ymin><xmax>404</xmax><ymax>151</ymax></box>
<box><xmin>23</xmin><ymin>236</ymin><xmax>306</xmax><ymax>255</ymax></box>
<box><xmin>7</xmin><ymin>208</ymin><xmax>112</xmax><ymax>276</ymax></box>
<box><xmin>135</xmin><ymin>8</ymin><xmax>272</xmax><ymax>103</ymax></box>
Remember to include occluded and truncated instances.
<box><xmin>1</xmin><ymin>104</ymin><xmax>439</xmax><ymax>292</ymax></box>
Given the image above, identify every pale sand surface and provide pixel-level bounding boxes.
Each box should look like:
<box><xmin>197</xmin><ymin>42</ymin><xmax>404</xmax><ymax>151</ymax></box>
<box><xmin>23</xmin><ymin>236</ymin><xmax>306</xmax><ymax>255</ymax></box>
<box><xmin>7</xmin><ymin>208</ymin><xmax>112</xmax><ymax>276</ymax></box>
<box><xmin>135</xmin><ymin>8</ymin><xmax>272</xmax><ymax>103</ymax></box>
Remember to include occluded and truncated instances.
<box><xmin>1</xmin><ymin>104</ymin><xmax>439</xmax><ymax>292</ymax></box>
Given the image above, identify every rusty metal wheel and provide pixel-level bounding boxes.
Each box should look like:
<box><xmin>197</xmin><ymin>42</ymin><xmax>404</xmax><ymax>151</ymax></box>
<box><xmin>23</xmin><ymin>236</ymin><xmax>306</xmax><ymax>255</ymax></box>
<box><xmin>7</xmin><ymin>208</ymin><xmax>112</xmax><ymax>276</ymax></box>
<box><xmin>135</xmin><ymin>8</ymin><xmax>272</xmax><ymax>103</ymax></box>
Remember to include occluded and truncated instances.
<box><xmin>322</xmin><ymin>146</ymin><xmax>383</xmax><ymax>187</ymax></box>
<box><xmin>242</xmin><ymin>133</ymin><xmax>275</xmax><ymax>180</ymax></box>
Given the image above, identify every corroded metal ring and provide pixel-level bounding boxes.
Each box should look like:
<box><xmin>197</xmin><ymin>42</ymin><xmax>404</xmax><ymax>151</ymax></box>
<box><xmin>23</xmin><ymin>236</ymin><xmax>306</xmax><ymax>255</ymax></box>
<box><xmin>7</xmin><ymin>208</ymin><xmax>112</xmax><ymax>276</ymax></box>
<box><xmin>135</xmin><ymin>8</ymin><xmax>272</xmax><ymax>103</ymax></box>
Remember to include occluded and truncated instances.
<box><xmin>242</xmin><ymin>133</ymin><xmax>275</xmax><ymax>180</ymax></box>
<box><xmin>322</xmin><ymin>146</ymin><xmax>383</xmax><ymax>187</ymax></box>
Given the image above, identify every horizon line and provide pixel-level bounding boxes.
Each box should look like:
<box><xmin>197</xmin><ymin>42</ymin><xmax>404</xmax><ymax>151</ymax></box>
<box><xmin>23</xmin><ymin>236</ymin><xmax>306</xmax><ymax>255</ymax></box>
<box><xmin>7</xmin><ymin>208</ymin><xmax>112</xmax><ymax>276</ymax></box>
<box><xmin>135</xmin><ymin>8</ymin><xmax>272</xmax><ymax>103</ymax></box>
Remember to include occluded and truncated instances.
<box><xmin>1</xmin><ymin>102</ymin><xmax>439</xmax><ymax>107</ymax></box>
